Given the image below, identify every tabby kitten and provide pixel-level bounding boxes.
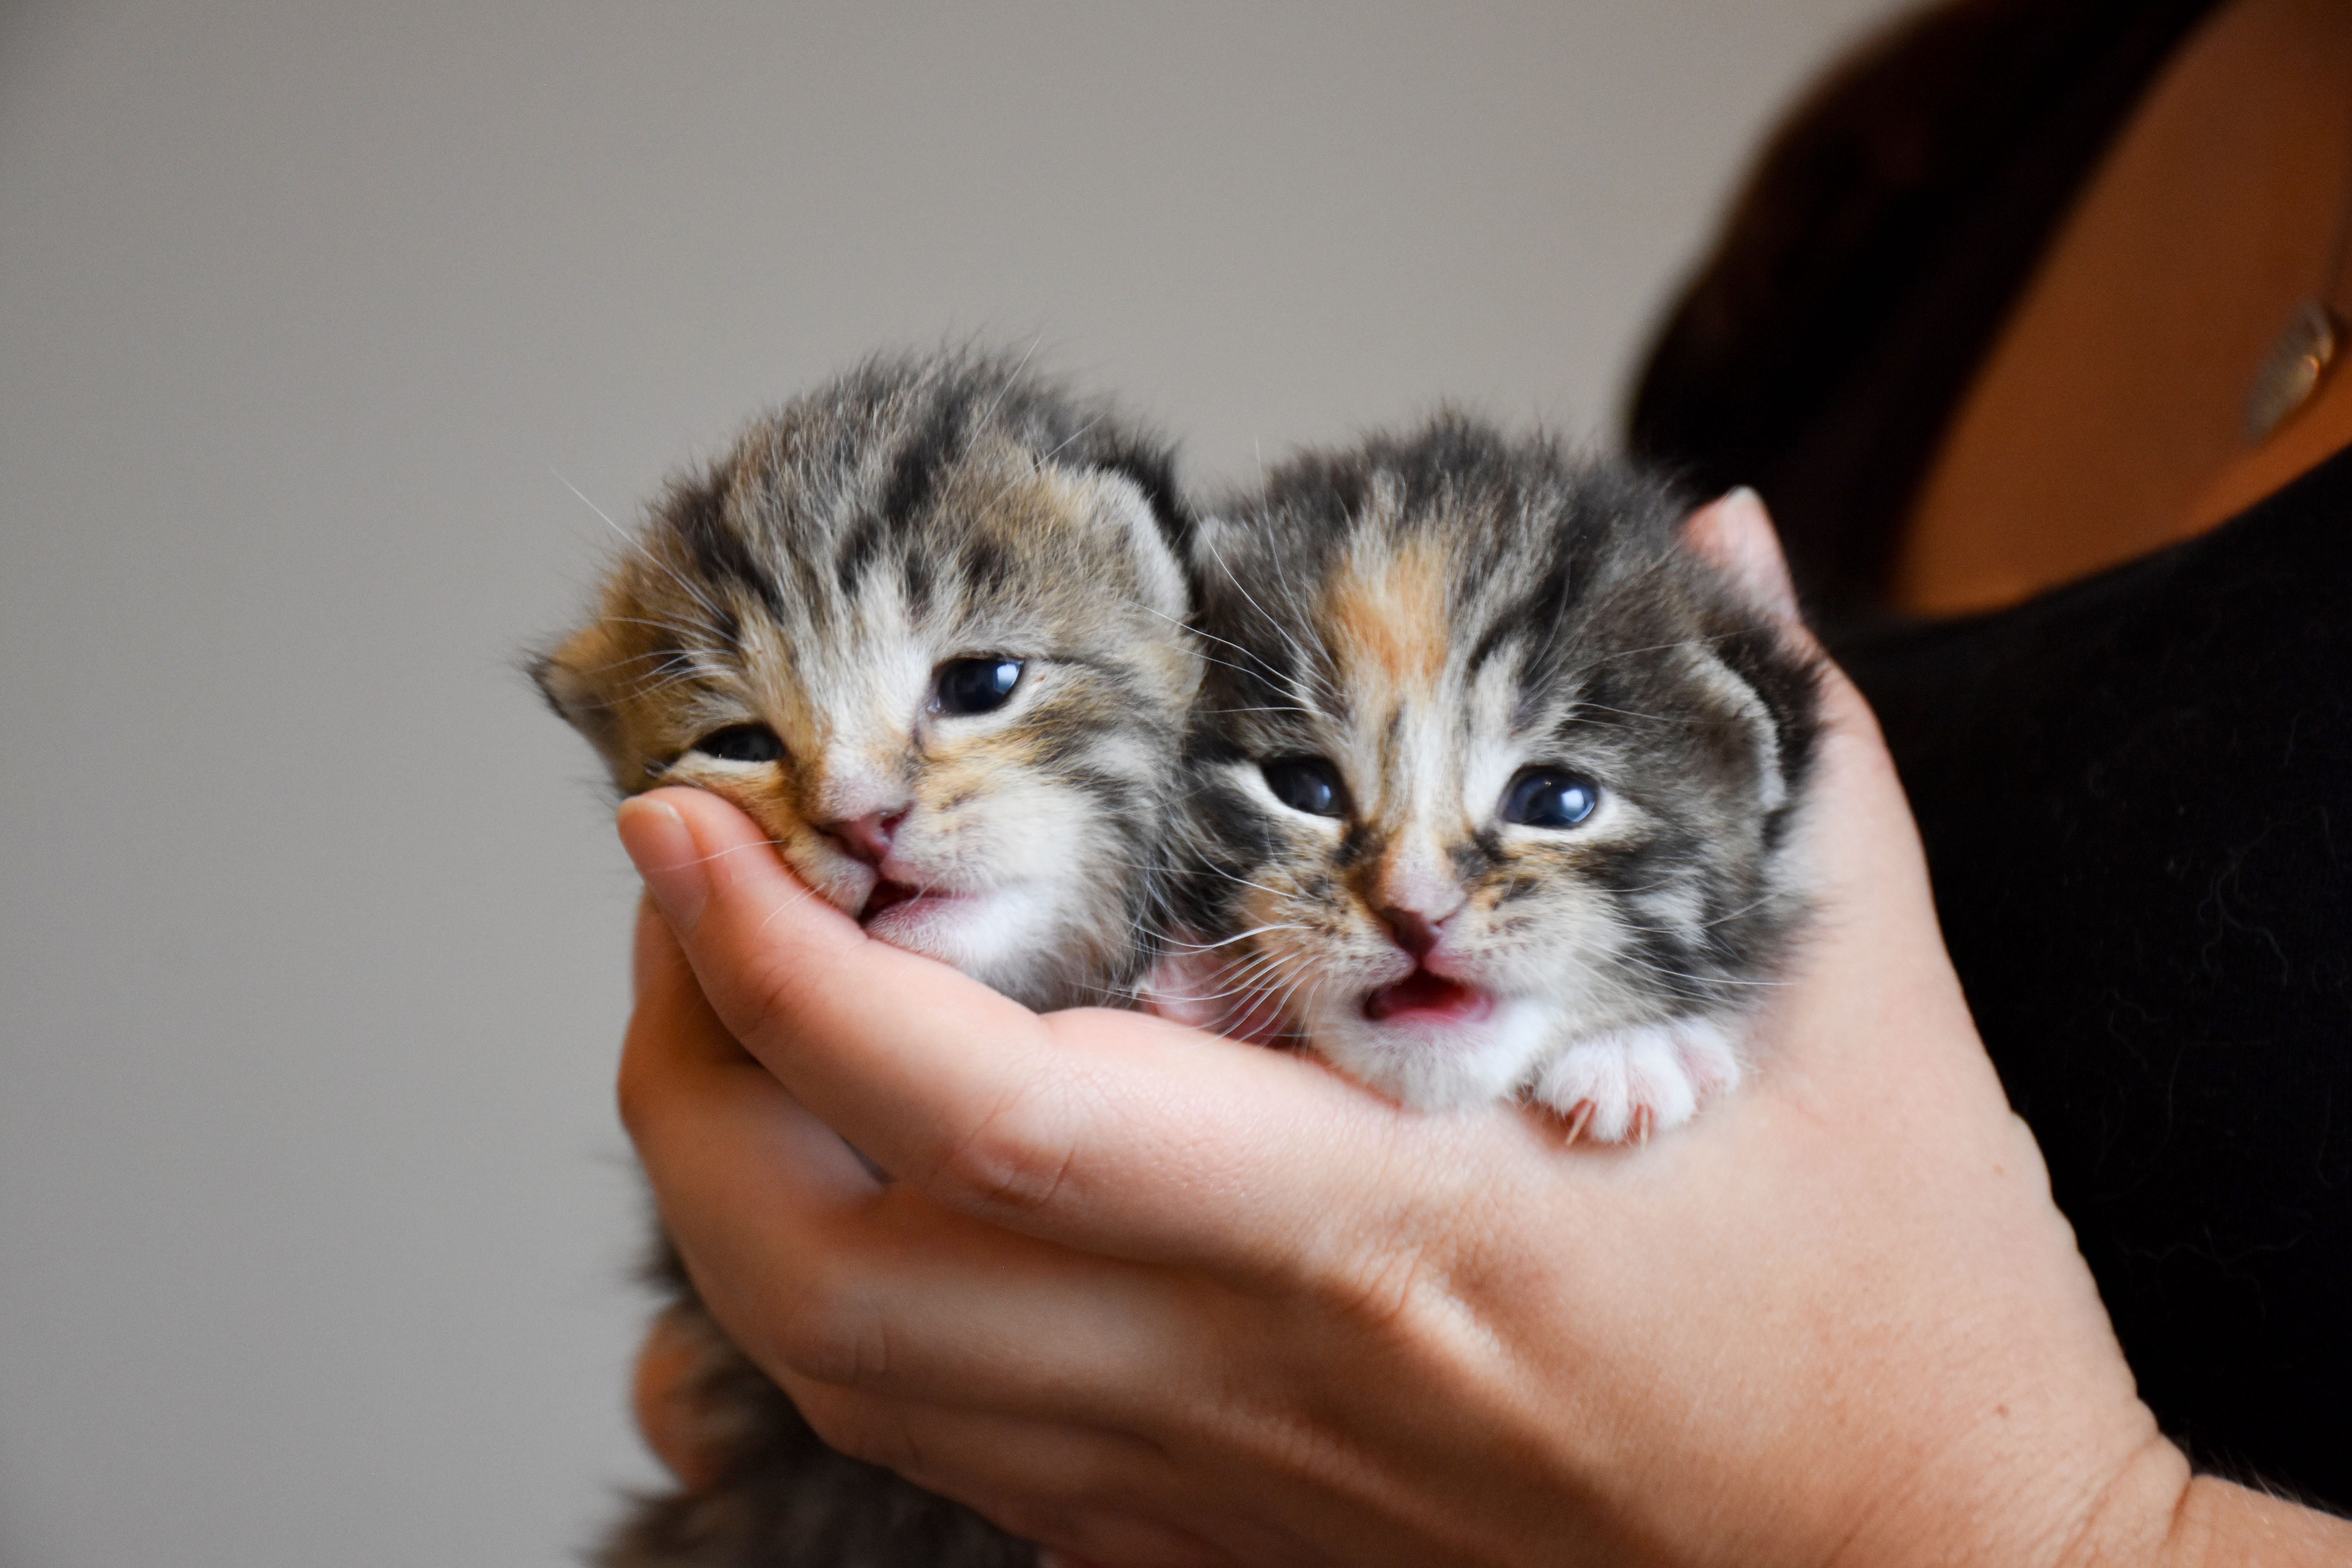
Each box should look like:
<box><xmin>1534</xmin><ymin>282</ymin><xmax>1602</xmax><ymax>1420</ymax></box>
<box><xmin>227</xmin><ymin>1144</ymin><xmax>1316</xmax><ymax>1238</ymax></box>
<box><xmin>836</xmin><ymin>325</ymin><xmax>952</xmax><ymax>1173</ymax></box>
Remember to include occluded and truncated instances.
<box><xmin>535</xmin><ymin>350</ymin><xmax>1201</xmax><ymax>1568</ymax></box>
<box><xmin>1161</xmin><ymin>416</ymin><xmax>1818</xmax><ymax>1142</ymax></box>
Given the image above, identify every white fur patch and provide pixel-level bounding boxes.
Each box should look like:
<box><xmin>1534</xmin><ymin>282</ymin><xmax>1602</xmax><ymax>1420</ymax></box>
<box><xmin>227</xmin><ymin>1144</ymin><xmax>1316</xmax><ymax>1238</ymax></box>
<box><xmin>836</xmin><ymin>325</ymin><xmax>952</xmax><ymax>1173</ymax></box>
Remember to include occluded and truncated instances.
<box><xmin>1307</xmin><ymin>996</ymin><xmax>1560</xmax><ymax>1111</ymax></box>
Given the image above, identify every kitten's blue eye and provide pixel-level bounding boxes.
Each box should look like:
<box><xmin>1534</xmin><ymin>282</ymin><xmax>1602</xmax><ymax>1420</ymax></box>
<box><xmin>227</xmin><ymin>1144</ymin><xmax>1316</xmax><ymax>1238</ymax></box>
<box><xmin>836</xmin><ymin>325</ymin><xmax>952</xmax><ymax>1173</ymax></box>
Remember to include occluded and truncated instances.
<box><xmin>1502</xmin><ymin>768</ymin><xmax>1599</xmax><ymax>829</ymax></box>
<box><xmin>693</xmin><ymin>723</ymin><xmax>784</xmax><ymax>764</ymax></box>
<box><xmin>1262</xmin><ymin>757</ymin><xmax>1348</xmax><ymax>818</ymax></box>
<box><xmin>936</xmin><ymin>657</ymin><xmax>1024</xmax><ymax>715</ymax></box>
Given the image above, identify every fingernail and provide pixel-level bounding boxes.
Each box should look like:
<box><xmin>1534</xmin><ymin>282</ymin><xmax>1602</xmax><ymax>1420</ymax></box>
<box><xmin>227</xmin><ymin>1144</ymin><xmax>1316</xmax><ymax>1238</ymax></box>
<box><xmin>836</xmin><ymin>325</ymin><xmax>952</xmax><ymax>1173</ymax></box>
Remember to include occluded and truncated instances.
<box><xmin>617</xmin><ymin>797</ymin><xmax>709</xmax><ymax>932</ymax></box>
<box><xmin>1716</xmin><ymin>486</ymin><xmax>1800</xmax><ymax>622</ymax></box>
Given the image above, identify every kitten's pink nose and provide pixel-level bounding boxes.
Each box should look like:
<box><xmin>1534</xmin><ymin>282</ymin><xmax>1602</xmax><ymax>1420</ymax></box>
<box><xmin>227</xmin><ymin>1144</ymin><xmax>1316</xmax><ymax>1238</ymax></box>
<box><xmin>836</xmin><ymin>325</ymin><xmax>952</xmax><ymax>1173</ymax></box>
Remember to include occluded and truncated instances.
<box><xmin>1377</xmin><ymin>904</ymin><xmax>1454</xmax><ymax>960</ymax></box>
<box><xmin>822</xmin><ymin>809</ymin><xmax>906</xmax><ymax>867</ymax></box>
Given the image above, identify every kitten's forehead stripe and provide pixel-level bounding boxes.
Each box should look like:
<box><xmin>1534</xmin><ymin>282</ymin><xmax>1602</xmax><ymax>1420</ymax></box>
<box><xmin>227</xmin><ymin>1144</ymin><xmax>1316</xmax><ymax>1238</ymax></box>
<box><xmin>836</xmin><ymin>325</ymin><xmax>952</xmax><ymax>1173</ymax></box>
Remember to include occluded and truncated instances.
<box><xmin>1322</xmin><ymin>532</ymin><xmax>1450</xmax><ymax>689</ymax></box>
<box><xmin>833</xmin><ymin>510</ymin><xmax>887</xmax><ymax>596</ymax></box>
<box><xmin>898</xmin><ymin>549</ymin><xmax>936</xmax><ymax>618</ymax></box>
<box><xmin>958</xmin><ymin>532</ymin><xmax>1015</xmax><ymax>601</ymax></box>
<box><xmin>877</xmin><ymin>379</ymin><xmax>973</xmax><ymax>530</ymax></box>
<box><xmin>1465</xmin><ymin>618</ymin><xmax>1520</xmax><ymax>682</ymax></box>
<box><xmin>673</xmin><ymin>473</ymin><xmax>787</xmax><ymax>624</ymax></box>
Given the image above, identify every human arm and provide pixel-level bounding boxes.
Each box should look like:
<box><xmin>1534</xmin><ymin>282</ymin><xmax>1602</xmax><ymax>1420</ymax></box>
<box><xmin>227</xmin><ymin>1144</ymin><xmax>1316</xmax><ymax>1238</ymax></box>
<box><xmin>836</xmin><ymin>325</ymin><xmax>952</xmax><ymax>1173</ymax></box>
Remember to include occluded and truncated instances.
<box><xmin>612</xmin><ymin>495</ymin><xmax>2352</xmax><ymax>1566</ymax></box>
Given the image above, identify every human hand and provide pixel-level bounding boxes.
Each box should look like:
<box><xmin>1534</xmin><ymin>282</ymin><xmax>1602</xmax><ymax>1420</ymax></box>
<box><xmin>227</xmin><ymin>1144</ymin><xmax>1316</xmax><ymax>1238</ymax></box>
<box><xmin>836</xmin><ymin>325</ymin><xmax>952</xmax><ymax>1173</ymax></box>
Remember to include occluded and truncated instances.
<box><xmin>611</xmin><ymin>492</ymin><xmax>2344</xmax><ymax>1565</ymax></box>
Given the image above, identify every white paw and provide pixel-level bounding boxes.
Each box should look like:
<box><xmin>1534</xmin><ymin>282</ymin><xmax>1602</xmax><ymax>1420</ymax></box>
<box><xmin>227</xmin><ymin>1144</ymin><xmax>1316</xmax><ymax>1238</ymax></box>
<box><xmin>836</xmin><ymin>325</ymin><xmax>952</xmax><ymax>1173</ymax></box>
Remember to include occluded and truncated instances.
<box><xmin>1531</xmin><ymin>1015</ymin><xmax>1744</xmax><ymax>1143</ymax></box>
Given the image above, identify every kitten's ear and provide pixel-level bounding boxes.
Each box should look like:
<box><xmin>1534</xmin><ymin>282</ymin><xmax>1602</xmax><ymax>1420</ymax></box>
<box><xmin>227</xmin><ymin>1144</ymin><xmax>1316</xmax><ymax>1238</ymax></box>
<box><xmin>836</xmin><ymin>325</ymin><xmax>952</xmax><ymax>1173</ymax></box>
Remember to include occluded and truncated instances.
<box><xmin>1076</xmin><ymin>469</ymin><xmax>1191</xmax><ymax>622</ymax></box>
<box><xmin>1681</xmin><ymin>487</ymin><xmax>1800</xmax><ymax>623</ymax></box>
<box><xmin>1678</xmin><ymin>488</ymin><xmax>1817</xmax><ymax>814</ymax></box>
<box><xmin>530</xmin><ymin>623</ymin><xmax>629</xmax><ymax>768</ymax></box>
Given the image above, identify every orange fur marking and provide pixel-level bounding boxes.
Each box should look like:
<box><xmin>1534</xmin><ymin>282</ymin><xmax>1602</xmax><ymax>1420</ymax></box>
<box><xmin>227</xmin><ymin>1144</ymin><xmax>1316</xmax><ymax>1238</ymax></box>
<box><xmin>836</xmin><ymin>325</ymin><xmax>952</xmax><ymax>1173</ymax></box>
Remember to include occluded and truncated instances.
<box><xmin>1322</xmin><ymin>534</ymin><xmax>1450</xmax><ymax>690</ymax></box>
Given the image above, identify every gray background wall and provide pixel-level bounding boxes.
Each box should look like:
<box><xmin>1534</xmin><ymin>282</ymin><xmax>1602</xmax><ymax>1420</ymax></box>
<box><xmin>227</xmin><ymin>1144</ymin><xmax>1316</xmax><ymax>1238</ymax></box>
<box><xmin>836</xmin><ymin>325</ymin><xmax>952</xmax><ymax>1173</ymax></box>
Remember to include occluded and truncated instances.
<box><xmin>0</xmin><ymin>3</ymin><xmax>1898</xmax><ymax>1563</ymax></box>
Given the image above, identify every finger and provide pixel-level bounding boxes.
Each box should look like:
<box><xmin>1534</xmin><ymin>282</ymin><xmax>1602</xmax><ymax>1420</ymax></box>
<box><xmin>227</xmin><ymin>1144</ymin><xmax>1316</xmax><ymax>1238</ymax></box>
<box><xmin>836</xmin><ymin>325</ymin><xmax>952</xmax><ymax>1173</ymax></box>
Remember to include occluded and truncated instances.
<box><xmin>626</xmin><ymin>890</ymin><xmax>746</xmax><ymax>1069</ymax></box>
<box><xmin>617</xmin><ymin>790</ymin><xmax>1514</xmax><ymax>1275</ymax></box>
<box><xmin>631</xmin><ymin>1300</ymin><xmax>729</xmax><ymax>1492</ymax></box>
<box><xmin>772</xmin><ymin>1388</ymin><xmax>1259</xmax><ymax>1568</ymax></box>
<box><xmin>1672</xmin><ymin>497</ymin><xmax>2002</xmax><ymax>1117</ymax></box>
<box><xmin>1671</xmin><ymin>490</ymin><xmax>1938</xmax><ymax>975</ymax></box>
<box><xmin>620</xmin><ymin>895</ymin><xmax>876</xmax><ymax>1205</ymax></box>
<box><xmin>1673</xmin><ymin>489</ymin><xmax>1922</xmax><ymax>927</ymax></box>
<box><xmin>624</xmin><ymin>887</ymin><xmax>1263</xmax><ymax>1424</ymax></box>
<box><xmin>728</xmin><ymin>1185</ymin><xmax>1231</xmax><ymax>1426</ymax></box>
<box><xmin>1682</xmin><ymin>484</ymin><xmax>1802</xmax><ymax>624</ymax></box>
<box><xmin>783</xmin><ymin>1391</ymin><xmax>1191</xmax><ymax>1553</ymax></box>
<box><xmin>1670</xmin><ymin>490</ymin><xmax>1993</xmax><ymax>1102</ymax></box>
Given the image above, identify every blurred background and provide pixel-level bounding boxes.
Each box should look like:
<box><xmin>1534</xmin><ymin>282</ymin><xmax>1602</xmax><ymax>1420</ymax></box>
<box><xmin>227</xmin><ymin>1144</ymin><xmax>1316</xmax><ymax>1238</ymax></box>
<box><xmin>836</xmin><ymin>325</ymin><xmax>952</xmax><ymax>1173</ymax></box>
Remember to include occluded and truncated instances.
<box><xmin>0</xmin><ymin>2</ymin><xmax>1899</xmax><ymax>1562</ymax></box>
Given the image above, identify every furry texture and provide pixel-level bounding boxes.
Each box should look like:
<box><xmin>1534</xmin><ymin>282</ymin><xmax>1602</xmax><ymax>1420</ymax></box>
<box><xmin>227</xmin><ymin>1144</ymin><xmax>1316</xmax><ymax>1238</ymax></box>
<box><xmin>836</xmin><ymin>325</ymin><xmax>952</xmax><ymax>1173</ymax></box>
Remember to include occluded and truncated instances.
<box><xmin>1159</xmin><ymin>416</ymin><xmax>1820</xmax><ymax>1140</ymax></box>
<box><xmin>536</xmin><ymin>349</ymin><xmax>1203</xmax><ymax>1567</ymax></box>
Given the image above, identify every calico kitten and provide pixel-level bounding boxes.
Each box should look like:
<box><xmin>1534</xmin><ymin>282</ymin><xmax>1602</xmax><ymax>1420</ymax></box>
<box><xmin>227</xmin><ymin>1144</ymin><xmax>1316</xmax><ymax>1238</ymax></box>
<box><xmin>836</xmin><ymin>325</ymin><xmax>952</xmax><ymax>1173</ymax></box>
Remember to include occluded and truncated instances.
<box><xmin>1162</xmin><ymin>416</ymin><xmax>1818</xmax><ymax>1142</ymax></box>
<box><xmin>535</xmin><ymin>350</ymin><xmax>1201</xmax><ymax>1568</ymax></box>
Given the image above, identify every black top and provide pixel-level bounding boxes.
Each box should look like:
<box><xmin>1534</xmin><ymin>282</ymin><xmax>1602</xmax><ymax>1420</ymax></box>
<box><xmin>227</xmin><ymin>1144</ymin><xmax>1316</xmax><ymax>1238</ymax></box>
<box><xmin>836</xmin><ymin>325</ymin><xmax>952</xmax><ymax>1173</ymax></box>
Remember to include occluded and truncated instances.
<box><xmin>1628</xmin><ymin>0</ymin><xmax>2352</xmax><ymax>1508</ymax></box>
<box><xmin>1855</xmin><ymin>453</ymin><xmax>2352</xmax><ymax>1504</ymax></box>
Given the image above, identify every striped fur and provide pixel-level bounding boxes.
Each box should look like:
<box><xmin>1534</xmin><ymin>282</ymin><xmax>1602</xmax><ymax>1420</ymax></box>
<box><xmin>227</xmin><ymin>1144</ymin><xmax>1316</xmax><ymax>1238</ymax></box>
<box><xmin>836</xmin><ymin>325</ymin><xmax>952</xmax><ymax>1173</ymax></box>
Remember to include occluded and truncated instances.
<box><xmin>536</xmin><ymin>350</ymin><xmax>1201</xmax><ymax>1568</ymax></box>
<box><xmin>538</xmin><ymin>350</ymin><xmax>1200</xmax><ymax>1012</ymax></box>
<box><xmin>1162</xmin><ymin>416</ymin><xmax>1818</xmax><ymax>1140</ymax></box>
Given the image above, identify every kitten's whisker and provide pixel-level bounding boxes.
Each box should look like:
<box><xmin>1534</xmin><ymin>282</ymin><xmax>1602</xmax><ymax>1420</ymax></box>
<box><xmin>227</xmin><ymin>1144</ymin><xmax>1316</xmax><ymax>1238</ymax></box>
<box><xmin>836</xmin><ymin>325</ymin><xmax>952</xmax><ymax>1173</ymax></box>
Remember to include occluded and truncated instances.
<box><xmin>1250</xmin><ymin>965</ymin><xmax>1323</xmax><ymax>1039</ymax></box>
<box><xmin>1134</xmin><ymin>602</ymin><xmax>1297</xmax><ymax>690</ymax></box>
<box><xmin>1180</xmin><ymin>951</ymin><xmax>1300</xmax><ymax>1011</ymax></box>
<box><xmin>1697</xmin><ymin>892</ymin><xmax>1782</xmax><ymax>928</ymax></box>
<box><xmin>1566</xmin><ymin>702</ymin><xmax>1692</xmax><ymax>726</ymax></box>
<box><xmin>599</xmin><ymin>614</ymin><xmax>719</xmax><ymax>635</ymax></box>
<box><xmin>1214</xmin><ymin>955</ymin><xmax>1301</xmax><ymax>1002</ymax></box>
<box><xmin>1557</xmin><ymin>629</ymin><xmax>1747</xmax><ymax>683</ymax></box>
<box><xmin>981</xmin><ymin>413</ymin><xmax>1109</xmax><ymax>514</ymax></box>
<box><xmin>552</xmin><ymin>466</ymin><xmax>730</xmax><ymax>626</ymax></box>
<box><xmin>975</xmin><ymin>335</ymin><xmax>1045</xmax><ymax>427</ymax></box>
<box><xmin>597</xmin><ymin>613</ymin><xmax>729</xmax><ymax>641</ymax></box>
<box><xmin>610</xmin><ymin>650</ymin><xmax>726</xmax><ymax>697</ymax></box>
<box><xmin>1191</xmin><ymin>648</ymin><xmax>1305</xmax><ymax>689</ymax></box>
<box><xmin>1205</xmin><ymin>867</ymin><xmax>1305</xmax><ymax>903</ymax></box>
<box><xmin>1617</xmin><ymin>953</ymin><xmax>1790</xmax><ymax>990</ymax></box>
<box><xmin>1158</xmin><ymin>923</ymin><xmax>1309</xmax><ymax>953</ymax></box>
<box><xmin>657</xmin><ymin>834</ymin><xmax>799</xmax><ymax>875</ymax></box>
<box><xmin>752</xmin><ymin>877</ymin><xmax>833</xmax><ymax>937</ymax></box>
<box><xmin>1194</xmin><ymin>524</ymin><xmax>1340</xmax><ymax>710</ymax></box>
<box><xmin>578</xmin><ymin>648</ymin><xmax>705</xmax><ymax>679</ymax></box>
<box><xmin>1189</xmin><ymin>947</ymin><xmax>1289</xmax><ymax>992</ymax></box>
<box><xmin>1199</xmin><ymin>705</ymin><xmax>1316</xmax><ymax>716</ymax></box>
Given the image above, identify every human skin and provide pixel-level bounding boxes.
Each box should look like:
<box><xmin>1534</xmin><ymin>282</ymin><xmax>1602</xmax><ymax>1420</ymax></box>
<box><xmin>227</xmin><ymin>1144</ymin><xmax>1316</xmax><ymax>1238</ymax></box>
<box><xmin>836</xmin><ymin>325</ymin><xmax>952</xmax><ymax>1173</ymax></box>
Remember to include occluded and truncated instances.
<box><xmin>1890</xmin><ymin>0</ymin><xmax>2352</xmax><ymax>613</ymax></box>
<box><xmin>612</xmin><ymin>495</ymin><xmax>2352</xmax><ymax>1564</ymax></box>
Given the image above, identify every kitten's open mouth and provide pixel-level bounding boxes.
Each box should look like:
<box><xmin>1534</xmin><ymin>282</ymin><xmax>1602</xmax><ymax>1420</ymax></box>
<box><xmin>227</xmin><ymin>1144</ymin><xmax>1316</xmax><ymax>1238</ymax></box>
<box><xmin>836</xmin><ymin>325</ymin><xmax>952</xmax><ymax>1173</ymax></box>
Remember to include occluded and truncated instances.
<box><xmin>1363</xmin><ymin>969</ymin><xmax>1492</xmax><ymax>1024</ymax></box>
<box><xmin>860</xmin><ymin>879</ymin><xmax>922</xmax><ymax>922</ymax></box>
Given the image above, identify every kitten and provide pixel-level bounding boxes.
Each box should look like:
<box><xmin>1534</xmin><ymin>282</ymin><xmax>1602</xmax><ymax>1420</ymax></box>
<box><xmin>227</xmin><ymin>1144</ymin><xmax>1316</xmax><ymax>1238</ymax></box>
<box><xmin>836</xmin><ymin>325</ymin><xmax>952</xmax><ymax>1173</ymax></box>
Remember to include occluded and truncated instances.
<box><xmin>1160</xmin><ymin>416</ymin><xmax>1818</xmax><ymax>1142</ymax></box>
<box><xmin>535</xmin><ymin>349</ymin><xmax>1201</xmax><ymax>1568</ymax></box>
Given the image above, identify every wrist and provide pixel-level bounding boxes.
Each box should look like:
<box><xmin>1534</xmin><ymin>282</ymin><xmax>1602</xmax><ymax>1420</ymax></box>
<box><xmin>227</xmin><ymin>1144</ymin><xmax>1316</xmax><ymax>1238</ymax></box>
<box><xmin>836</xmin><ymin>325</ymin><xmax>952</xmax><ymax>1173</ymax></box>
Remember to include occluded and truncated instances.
<box><xmin>2047</xmin><ymin>1434</ymin><xmax>2192</xmax><ymax>1568</ymax></box>
<box><xmin>1824</xmin><ymin>1409</ymin><xmax>2182</xmax><ymax>1568</ymax></box>
<box><xmin>2147</xmin><ymin>1473</ymin><xmax>2352</xmax><ymax>1568</ymax></box>
<box><xmin>2037</xmin><ymin>1437</ymin><xmax>2352</xmax><ymax>1568</ymax></box>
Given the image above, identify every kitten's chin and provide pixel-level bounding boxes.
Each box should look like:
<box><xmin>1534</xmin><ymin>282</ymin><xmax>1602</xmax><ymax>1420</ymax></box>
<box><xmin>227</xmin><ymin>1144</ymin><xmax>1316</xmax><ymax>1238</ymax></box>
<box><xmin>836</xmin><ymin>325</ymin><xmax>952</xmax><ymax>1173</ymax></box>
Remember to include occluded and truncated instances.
<box><xmin>1307</xmin><ymin>995</ymin><xmax>1559</xmax><ymax>1111</ymax></box>
<box><xmin>859</xmin><ymin>881</ymin><xmax>1060</xmax><ymax>1000</ymax></box>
